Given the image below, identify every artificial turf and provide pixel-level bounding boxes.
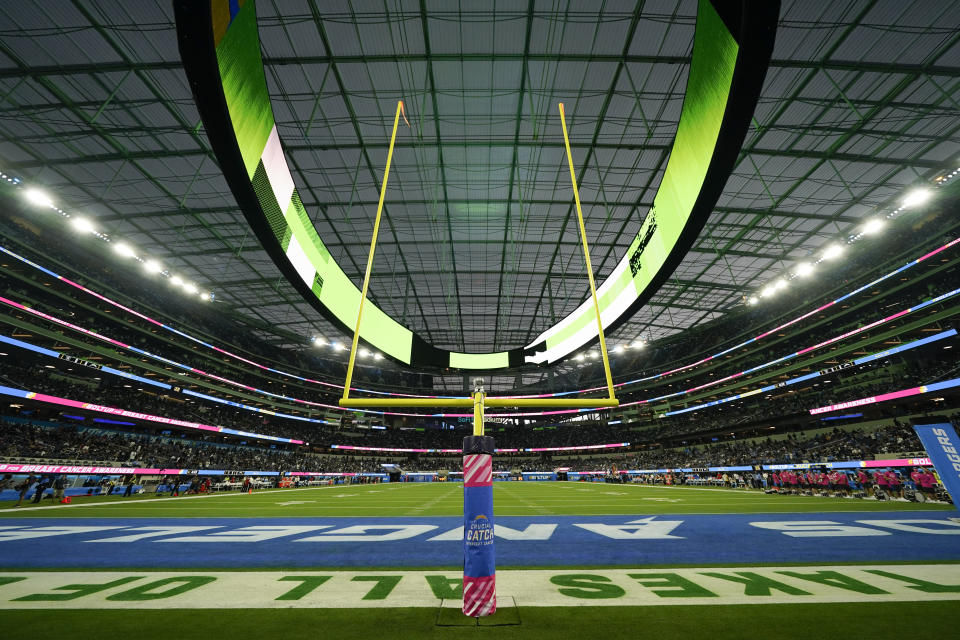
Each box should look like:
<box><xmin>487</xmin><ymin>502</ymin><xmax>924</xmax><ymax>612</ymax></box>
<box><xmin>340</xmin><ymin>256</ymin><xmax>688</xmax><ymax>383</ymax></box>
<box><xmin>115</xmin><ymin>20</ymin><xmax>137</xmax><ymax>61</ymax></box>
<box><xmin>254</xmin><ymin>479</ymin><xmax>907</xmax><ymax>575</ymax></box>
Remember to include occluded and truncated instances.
<box><xmin>1</xmin><ymin>481</ymin><xmax>956</xmax><ymax>638</ymax></box>
<box><xmin>2</xmin><ymin>601</ymin><xmax>959</xmax><ymax>640</ymax></box>
<box><xmin>0</xmin><ymin>481</ymin><xmax>951</xmax><ymax>518</ymax></box>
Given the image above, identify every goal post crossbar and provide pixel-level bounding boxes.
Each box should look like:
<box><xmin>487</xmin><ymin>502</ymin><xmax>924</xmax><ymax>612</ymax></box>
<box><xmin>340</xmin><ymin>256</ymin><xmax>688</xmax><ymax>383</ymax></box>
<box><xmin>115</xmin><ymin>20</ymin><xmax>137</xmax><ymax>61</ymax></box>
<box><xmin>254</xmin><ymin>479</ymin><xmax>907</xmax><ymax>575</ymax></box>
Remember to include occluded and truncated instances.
<box><xmin>338</xmin><ymin>397</ymin><xmax>620</xmax><ymax>409</ymax></box>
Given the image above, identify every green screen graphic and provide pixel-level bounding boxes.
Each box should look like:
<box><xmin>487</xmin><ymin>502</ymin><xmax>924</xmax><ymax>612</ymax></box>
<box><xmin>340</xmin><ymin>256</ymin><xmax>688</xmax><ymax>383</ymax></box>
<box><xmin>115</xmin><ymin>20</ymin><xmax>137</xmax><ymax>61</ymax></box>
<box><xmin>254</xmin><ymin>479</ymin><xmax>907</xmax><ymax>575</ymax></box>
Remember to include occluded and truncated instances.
<box><xmin>529</xmin><ymin>0</ymin><xmax>737</xmax><ymax>364</ymax></box>
<box><xmin>179</xmin><ymin>0</ymin><xmax>774</xmax><ymax>370</ymax></box>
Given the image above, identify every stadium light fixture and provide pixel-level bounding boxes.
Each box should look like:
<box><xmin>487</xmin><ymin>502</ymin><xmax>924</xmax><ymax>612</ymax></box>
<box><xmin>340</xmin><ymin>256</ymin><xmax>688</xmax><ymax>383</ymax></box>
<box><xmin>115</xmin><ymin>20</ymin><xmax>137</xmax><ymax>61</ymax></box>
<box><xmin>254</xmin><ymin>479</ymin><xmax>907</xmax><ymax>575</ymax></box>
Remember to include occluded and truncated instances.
<box><xmin>113</xmin><ymin>242</ymin><xmax>136</xmax><ymax>258</ymax></box>
<box><xmin>774</xmin><ymin>279</ymin><xmax>787</xmax><ymax>291</ymax></box>
<box><xmin>13</xmin><ymin>181</ymin><xmax>218</xmax><ymax>301</ymax></box>
<box><xmin>748</xmin><ymin>296</ymin><xmax>758</xmax><ymax>305</ymax></box>
<box><xmin>359</xmin><ymin>348</ymin><xmax>370</xmax><ymax>358</ymax></box>
<box><xmin>862</xmin><ymin>219</ymin><xmax>884</xmax><ymax>235</ymax></box>
<box><xmin>374</xmin><ymin>352</ymin><xmax>382</xmax><ymax>360</ymax></box>
<box><xmin>822</xmin><ymin>245</ymin><xmax>843</xmax><ymax>260</ymax></box>
<box><xmin>71</xmin><ymin>217</ymin><xmax>95</xmax><ymax>234</ymax></box>
<box><xmin>24</xmin><ymin>188</ymin><xmax>52</xmax><ymax>208</ymax></box>
<box><xmin>901</xmin><ymin>188</ymin><xmax>932</xmax><ymax>209</ymax></box>
<box><xmin>614</xmin><ymin>344</ymin><xmax>625</xmax><ymax>354</ymax></box>
<box><xmin>575</xmin><ymin>353</ymin><xmax>585</xmax><ymax>362</ymax></box>
<box><xmin>633</xmin><ymin>340</ymin><xmax>646</xmax><ymax>350</ymax></box>
<box><xmin>761</xmin><ymin>283</ymin><xmax>777</xmax><ymax>297</ymax></box>
<box><xmin>795</xmin><ymin>263</ymin><xmax>813</xmax><ymax>277</ymax></box>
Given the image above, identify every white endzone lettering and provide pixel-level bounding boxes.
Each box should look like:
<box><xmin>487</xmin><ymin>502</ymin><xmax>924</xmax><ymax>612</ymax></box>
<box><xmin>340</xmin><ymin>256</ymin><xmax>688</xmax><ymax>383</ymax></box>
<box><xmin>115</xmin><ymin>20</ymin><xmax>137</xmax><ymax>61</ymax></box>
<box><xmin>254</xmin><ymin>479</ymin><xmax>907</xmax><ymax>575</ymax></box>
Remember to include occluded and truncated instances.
<box><xmin>161</xmin><ymin>526</ymin><xmax>332</xmax><ymax>543</ymax></box>
<box><xmin>86</xmin><ymin>526</ymin><xmax>223</xmax><ymax>543</ymax></box>
<box><xmin>0</xmin><ymin>526</ymin><xmax>123</xmax><ymax>542</ymax></box>
<box><xmin>855</xmin><ymin>519</ymin><xmax>960</xmax><ymax>535</ymax></box>
<box><xmin>298</xmin><ymin>525</ymin><xmax>437</xmax><ymax>542</ymax></box>
<box><xmin>749</xmin><ymin>521</ymin><xmax>891</xmax><ymax>537</ymax></box>
<box><xmin>573</xmin><ymin>517</ymin><xmax>684</xmax><ymax>540</ymax></box>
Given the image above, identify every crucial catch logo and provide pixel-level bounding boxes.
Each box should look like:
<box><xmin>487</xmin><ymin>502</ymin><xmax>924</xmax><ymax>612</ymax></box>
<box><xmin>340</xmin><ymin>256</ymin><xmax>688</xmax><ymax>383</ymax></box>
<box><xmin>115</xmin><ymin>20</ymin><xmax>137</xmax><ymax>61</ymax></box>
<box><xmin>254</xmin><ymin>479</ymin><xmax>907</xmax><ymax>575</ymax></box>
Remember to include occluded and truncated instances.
<box><xmin>465</xmin><ymin>514</ymin><xmax>494</xmax><ymax>545</ymax></box>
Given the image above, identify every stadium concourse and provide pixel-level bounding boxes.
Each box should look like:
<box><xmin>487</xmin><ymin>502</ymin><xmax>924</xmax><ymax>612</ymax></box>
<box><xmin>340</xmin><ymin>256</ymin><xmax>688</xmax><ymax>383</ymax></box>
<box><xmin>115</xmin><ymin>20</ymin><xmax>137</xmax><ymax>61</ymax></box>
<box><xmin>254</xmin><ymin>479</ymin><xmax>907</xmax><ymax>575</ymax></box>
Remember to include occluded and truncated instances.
<box><xmin>2</xmin><ymin>0</ymin><xmax>960</xmax><ymax>638</ymax></box>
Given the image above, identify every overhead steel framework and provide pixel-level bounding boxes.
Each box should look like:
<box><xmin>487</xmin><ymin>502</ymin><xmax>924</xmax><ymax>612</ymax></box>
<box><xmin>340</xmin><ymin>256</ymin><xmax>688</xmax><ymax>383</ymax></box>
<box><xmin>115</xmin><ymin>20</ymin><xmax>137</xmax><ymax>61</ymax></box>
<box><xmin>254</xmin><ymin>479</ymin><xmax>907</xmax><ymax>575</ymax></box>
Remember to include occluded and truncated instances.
<box><xmin>0</xmin><ymin>0</ymin><xmax>957</xmax><ymax>381</ymax></box>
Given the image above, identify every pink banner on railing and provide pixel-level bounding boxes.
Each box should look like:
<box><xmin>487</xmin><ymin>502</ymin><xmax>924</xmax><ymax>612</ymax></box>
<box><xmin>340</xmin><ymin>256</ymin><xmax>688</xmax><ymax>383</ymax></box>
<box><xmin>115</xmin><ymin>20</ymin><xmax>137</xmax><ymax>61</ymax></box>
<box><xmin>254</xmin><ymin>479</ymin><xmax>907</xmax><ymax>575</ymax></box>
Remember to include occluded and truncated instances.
<box><xmin>329</xmin><ymin>443</ymin><xmax>629</xmax><ymax>453</ymax></box>
<box><xmin>808</xmin><ymin>386</ymin><xmax>928</xmax><ymax>415</ymax></box>
<box><xmin>525</xmin><ymin>442</ymin><xmax>630</xmax><ymax>452</ymax></box>
<box><xmin>861</xmin><ymin>457</ymin><xmax>931</xmax><ymax>468</ymax></box>
<box><xmin>4</xmin><ymin>388</ymin><xmax>303</xmax><ymax>444</ymax></box>
<box><xmin>0</xmin><ymin>464</ymin><xmax>165</xmax><ymax>475</ymax></box>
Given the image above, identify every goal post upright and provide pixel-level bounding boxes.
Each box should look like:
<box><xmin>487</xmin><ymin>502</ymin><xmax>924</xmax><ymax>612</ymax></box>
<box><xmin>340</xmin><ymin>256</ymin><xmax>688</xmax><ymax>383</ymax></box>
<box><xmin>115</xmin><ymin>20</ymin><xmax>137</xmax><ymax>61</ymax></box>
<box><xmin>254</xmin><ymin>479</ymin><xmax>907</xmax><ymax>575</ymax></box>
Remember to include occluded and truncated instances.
<box><xmin>462</xmin><ymin>378</ymin><xmax>495</xmax><ymax>616</ymax></box>
<box><xmin>341</xmin><ymin>99</ymin><xmax>404</xmax><ymax>402</ymax></box>
<box><xmin>558</xmin><ymin>102</ymin><xmax>616</xmax><ymax>401</ymax></box>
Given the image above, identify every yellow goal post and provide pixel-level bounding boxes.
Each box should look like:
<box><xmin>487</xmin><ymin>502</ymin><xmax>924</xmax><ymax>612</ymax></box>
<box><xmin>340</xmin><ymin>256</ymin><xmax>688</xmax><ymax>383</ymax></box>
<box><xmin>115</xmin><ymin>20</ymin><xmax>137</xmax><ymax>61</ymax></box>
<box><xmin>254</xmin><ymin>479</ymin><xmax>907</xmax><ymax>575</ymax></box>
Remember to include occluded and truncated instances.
<box><xmin>339</xmin><ymin>101</ymin><xmax>618</xmax><ymax>435</ymax></box>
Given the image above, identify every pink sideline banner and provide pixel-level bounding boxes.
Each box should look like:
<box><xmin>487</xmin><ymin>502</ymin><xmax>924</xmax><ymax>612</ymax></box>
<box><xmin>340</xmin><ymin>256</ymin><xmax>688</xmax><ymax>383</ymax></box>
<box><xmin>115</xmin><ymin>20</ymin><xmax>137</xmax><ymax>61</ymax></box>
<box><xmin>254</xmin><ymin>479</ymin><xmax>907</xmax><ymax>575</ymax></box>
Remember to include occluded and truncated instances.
<box><xmin>861</xmin><ymin>457</ymin><xmax>931</xmax><ymax>468</ymax></box>
<box><xmin>0</xmin><ymin>464</ymin><xmax>186</xmax><ymax>475</ymax></box>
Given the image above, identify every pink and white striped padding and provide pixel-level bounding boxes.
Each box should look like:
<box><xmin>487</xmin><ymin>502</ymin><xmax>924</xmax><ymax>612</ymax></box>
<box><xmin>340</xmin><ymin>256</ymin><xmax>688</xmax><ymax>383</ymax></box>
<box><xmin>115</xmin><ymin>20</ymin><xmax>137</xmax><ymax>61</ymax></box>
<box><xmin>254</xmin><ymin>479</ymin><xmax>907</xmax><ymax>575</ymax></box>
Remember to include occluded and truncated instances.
<box><xmin>463</xmin><ymin>575</ymin><xmax>496</xmax><ymax>617</ymax></box>
<box><xmin>463</xmin><ymin>453</ymin><xmax>492</xmax><ymax>487</ymax></box>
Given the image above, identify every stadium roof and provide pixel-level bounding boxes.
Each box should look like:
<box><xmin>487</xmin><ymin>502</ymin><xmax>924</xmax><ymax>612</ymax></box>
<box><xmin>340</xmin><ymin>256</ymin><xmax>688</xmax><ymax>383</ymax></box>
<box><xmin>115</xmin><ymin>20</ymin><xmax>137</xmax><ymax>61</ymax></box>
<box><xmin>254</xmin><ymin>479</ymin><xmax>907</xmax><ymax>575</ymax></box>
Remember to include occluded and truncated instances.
<box><xmin>1</xmin><ymin>0</ymin><xmax>958</xmax><ymax>367</ymax></box>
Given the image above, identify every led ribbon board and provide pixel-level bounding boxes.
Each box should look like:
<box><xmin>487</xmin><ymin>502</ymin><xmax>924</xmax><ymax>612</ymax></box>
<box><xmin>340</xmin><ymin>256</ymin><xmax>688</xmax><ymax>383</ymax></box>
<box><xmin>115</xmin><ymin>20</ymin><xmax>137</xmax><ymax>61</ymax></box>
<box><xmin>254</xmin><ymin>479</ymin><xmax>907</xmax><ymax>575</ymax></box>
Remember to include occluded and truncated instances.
<box><xmin>175</xmin><ymin>0</ymin><xmax>778</xmax><ymax>370</ymax></box>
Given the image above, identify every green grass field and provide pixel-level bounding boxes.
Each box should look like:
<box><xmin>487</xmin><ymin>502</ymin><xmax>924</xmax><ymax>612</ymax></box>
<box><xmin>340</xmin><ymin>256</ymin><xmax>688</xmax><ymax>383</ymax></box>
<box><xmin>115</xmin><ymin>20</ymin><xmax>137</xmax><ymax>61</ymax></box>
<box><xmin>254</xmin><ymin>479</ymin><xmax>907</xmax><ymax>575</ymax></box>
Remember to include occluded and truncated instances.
<box><xmin>1</xmin><ymin>481</ymin><xmax>957</xmax><ymax>639</ymax></box>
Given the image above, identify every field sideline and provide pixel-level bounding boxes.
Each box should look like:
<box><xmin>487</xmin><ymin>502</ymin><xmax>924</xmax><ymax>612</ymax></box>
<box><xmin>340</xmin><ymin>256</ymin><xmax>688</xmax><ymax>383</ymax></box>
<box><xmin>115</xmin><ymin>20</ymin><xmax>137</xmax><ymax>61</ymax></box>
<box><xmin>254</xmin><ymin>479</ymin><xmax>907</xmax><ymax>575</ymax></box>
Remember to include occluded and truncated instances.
<box><xmin>1</xmin><ymin>481</ymin><xmax>958</xmax><ymax>638</ymax></box>
<box><xmin>2</xmin><ymin>481</ymin><xmax>953</xmax><ymax>518</ymax></box>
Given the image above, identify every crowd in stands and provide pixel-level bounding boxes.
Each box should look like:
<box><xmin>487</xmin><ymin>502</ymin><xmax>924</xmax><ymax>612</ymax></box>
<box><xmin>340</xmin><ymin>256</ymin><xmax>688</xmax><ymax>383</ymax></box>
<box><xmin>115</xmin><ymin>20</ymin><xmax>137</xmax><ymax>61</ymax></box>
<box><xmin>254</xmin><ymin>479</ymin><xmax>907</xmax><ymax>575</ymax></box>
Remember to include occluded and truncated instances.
<box><xmin>3</xmin><ymin>206</ymin><xmax>958</xmax><ymax>409</ymax></box>
<box><xmin>3</xmin><ymin>410</ymin><xmax>957</xmax><ymax>479</ymax></box>
<box><xmin>1</xmin><ymin>215</ymin><xmax>430</xmax><ymax>395</ymax></box>
<box><xmin>571</xmin><ymin>221</ymin><xmax>959</xmax><ymax>392</ymax></box>
<box><xmin>650</xmin><ymin>349</ymin><xmax>959</xmax><ymax>442</ymax></box>
<box><xmin>7</xmin><ymin>232</ymin><xmax>955</xmax><ymax>454</ymax></box>
<box><xmin>2</xmin><ymin>195</ymin><xmax>959</xmax><ymax>487</ymax></box>
<box><xmin>4</xmin><ymin>334</ymin><xmax>956</xmax><ymax>459</ymax></box>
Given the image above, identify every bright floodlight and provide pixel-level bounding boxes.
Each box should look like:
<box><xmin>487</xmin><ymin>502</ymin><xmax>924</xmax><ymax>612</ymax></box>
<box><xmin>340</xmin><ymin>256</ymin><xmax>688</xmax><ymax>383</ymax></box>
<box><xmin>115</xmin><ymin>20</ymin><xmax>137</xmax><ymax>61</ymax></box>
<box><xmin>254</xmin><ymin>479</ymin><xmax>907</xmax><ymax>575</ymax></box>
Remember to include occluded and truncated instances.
<box><xmin>24</xmin><ymin>188</ymin><xmax>52</xmax><ymax>208</ymax></box>
<box><xmin>590</xmin><ymin>351</ymin><xmax>599</xmax><ymax>359</ymax></box>
<box><xmin>183</xmin><ymin>282</ymin><xmax>199</xmax><ymax>295</ymax></box>
<box><xmin>143</xmin><ymin>260</ymin><xmax>163</xmax><ymax>274</ymax></box>
<box><xmin>575</xmin><ymin>353</ymin><xmax>585</xmax><ymax>362</ymax></box>
<box><xmin>170</xmin><ymin>276</ymin><xmax>184</xmax><ymax>287</ymax></box>
<box><xmin>761</xmin><ymin>284</ymin><xmax>777</xmax><ymax>297</ymax></box>
<box><xmin>774</xmin><ymin>279</ymin><xmax>787</xmax><ymax>291</ymax></box>
<box><xmin>113</xmin><ymin>242</ymin><xmax>136</xmax><ymax>258</ymax></box>
<box><xmin>748</xmin><ymin>296</ymin><xmax>759</xmax><ymax>305</ymax></box>
<box><xmin>796</xmin><ymin>263</ymin><xmax>814</xmax><ymax>277</ymax></box>
<box><xmin>901</xmin><ymin>188</ymin><xmax>932</xmax><ymax>209</ymax></box>
<box><xmin>71</xmin><ymin>217</ymin><xmax>95</xmax><ymax>234</ymax></box>
<box><xmin>374</xmin><ymin>352</ymin><xmax>382</xmax><ymax>360</ymax></box>
<box><xmin>822</xmin><ymin>245</ymin><xmax>843</xmax><ymax>260</ymax></box>
<box><xmin>633</xmin><ymin>340</ymin><xmax>645</xmax><ymax>350</ymax></box>
<box><xmin>614</xmin><ymin>345</ymin><xmax>625</xmax><ymax>354</ymax></box>
<box><xmin>359</xmin><ymin>348</ymin><xmax>370</xmax><ymax>358</ymax></box>
<box><xmin>862</xmin><ymin>219</ymin><xmax>884</xmax><ymax>235</ymax></box>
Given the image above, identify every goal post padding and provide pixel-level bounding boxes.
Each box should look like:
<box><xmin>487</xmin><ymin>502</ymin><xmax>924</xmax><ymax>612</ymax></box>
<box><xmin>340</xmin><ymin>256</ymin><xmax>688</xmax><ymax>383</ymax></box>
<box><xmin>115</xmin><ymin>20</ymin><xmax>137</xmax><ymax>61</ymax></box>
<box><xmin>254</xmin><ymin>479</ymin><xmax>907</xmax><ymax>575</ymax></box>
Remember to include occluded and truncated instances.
<box><xmin>462</xmin><ymin>435</ymin><xmax>496</xmax><ymax>617</ymax></box>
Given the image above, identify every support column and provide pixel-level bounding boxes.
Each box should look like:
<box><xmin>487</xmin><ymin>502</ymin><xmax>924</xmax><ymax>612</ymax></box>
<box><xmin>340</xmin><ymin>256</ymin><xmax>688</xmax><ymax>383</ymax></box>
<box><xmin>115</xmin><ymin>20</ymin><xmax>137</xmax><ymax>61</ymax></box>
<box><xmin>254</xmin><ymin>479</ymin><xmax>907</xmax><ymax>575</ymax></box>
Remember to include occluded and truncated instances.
<box><xmin>462</xmin><ymin>380</ymin><xmax>495</xmax><ymax>617</ymax></box>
